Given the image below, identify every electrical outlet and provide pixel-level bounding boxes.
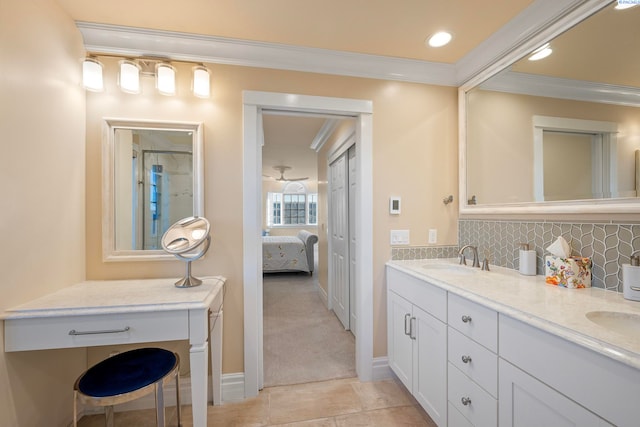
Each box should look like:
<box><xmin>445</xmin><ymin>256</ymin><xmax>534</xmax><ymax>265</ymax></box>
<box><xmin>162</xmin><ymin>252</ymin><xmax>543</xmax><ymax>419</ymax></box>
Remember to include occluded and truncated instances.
<box><xmin>428</xmin><ymin>228</ymin><xmax>437</xmax><ymax>244</ymax></box>
<box><xmin>390</xmin><ymin>230</ymin><xmax>410</xmax><ymax>245</ymax></box>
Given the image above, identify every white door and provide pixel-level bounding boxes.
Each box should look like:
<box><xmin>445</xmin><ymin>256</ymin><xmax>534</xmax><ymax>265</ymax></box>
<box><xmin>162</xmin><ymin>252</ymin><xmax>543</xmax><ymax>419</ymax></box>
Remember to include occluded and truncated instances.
<box><xmin>330</xmin><ymin>153</ymin><xmax>350</xmax><ymax>329</ymax></box>
<box><xmin>348</xmin><ymin>146</ymin><xmax>357</xmax><ymax>336</ymax></box>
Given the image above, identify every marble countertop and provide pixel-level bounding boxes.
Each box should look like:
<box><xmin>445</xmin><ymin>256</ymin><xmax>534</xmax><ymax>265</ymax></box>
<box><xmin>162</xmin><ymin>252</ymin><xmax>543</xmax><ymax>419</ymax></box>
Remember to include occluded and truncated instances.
<box><xmin>1</xmin><ymin>276</ymin><xmax>226</xmax><ymax>318</ymax></box>
<box><xmin>387</xmin><ymin>259</ymin><xmax>640</xmax><ymax>370</ymax></box>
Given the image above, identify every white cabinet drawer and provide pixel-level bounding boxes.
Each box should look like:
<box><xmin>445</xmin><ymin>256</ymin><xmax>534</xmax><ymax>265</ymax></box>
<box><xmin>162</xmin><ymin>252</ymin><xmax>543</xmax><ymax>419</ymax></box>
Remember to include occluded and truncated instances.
<box><xmin>448</xmin><ymin>293</ymin><xmax>497</xmax><ymax>352</ymax></box>
<box><xmin>448</xmin><ymin>363</ymin><xmax>497</xmax><ymax>427</ymax></box>
<box><xmin>448</xmin><ymin>327</ymin><xmax>498</xmax><ymax>397</ymax></box>
<box><xmin>448</xmin><ymin>402</ymin><xmax>474</xmax><ymax>427</ymax></box>
<box><xmin>5</xmin><ymin>311</ymin><xmax>189</xmax><ymax>351</ymax></box>
<box><xmin>387</xmin><ymin>266</ymin><xmax>446</xmax><ymax>322</ymax></box>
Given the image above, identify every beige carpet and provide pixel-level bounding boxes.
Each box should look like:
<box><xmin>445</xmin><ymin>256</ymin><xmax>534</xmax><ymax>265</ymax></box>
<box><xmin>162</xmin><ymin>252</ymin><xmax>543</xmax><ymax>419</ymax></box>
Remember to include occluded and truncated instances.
<box><xmin>263</xmin><ymin>272</ymin><xmax>356</xmax><ymax>387</ymax></box>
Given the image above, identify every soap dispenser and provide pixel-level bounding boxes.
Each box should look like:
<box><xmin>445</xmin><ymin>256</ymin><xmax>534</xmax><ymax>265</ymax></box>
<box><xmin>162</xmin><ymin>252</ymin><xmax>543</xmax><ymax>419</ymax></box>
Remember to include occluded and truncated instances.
<box><xmin>519</xmin><ymin>243</ymin><xmax>537</xmax><ymax>276</ymax></box>
<box><xmin>623</xmin><ymin>252</ymin><xmax>640</xmax><ymax>301</ymax></box>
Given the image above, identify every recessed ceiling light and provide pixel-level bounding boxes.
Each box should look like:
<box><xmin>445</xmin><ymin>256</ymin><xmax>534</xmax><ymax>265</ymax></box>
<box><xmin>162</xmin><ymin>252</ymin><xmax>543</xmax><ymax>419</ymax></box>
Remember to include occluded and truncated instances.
<box><xmin>615</xmin><ymin>3</ymin><xmax>637</xmax><ymax>10</ymax></box>
<box><xmin>427</xmin><ymin>31</ymin><xmax>452</xmax><ymax>48</ymax></box>
<box><xmin>528</xmin><ymin>43</ymin><xmax>552</xmax><ymax>61</ymax></box>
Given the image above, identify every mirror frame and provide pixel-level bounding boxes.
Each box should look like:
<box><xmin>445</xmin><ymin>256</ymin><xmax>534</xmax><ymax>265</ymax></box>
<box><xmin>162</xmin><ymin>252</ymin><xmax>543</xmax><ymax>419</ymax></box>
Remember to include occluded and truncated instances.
<box><xmin>459</xmin><ymin>0</ymin><xmax>640</xmax><ymax>215</ymax></box>
<box><xmin>102</xmin><ymin>118</ymin><xmax>204</xmax><ymax>261</ymax></box>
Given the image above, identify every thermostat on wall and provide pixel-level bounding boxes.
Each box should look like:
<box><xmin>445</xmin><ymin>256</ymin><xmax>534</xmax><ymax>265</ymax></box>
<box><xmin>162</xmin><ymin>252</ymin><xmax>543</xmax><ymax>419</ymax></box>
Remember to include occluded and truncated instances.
<box><xmin>389</xmin><ymin>197</ymin><xmax>401</xmax><ymax>214</ymax></box>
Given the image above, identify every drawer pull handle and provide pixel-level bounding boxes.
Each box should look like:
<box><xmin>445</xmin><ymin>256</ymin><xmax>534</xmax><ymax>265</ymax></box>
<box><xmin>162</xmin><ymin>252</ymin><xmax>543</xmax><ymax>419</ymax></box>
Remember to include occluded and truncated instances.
<box><xmin>404</xmin><ymin>313</ymin><xmax>411</xmax><ymax>336</ymax></box>
<box><xmin>69</xmin><ymin>326</ymin><xmax>131</xmax><ymax>336</ymax></box>
<box><xmin>461</xmin><ymin>355</ymin><xmax>472</xmax><ymax>364</ymax></box>
<box><xmin>410</xmin><ymin>317</ymin><xmax>416</xmax><ymax>340</ymax></box>
<box><xmin>461</xmin><ymin>397</ymin><xmax>472</xmax><ymax>406</ymax></box>
<box><xmin>461</xmin><ymin>315</ymin><xmax>472</xmax><ymax>323</ymax></box>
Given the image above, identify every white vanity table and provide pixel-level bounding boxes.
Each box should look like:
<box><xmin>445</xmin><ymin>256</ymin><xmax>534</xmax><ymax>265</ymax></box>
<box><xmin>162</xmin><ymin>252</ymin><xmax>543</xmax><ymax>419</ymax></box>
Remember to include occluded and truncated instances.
<box><xmin>2</xmin><ymin>276</ymin><xmax>225</xmax><ymax>427</ymax></box>
<box><xmin>387</xmin><ymin>260</ymin><xmax>640</xmax><ymax>427</ymax></box>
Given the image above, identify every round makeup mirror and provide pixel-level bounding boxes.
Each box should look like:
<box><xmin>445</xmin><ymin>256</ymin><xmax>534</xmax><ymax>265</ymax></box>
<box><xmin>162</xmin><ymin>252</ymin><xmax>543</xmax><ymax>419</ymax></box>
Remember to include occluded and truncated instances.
<box><xmin>161</xmin><ymin>216</ymin><xmax>211</xmax><ymax>288</ymax></box>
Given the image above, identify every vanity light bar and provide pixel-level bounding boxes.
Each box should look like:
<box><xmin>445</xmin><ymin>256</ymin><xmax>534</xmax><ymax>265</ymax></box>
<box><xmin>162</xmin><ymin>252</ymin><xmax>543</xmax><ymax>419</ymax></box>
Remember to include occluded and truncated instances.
<box><xmin>81</xmin><ymin>55</ymin><xmax>211</xmax><ymax>98</ymax></box>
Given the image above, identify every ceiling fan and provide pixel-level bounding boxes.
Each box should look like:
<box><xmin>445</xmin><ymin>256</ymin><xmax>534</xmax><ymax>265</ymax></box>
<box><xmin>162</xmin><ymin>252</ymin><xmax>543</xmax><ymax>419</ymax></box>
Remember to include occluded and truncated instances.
<box><xmin>271</xmin><ymin>165</ymin><xmax>308</xmax><ymax>182</ymax></box>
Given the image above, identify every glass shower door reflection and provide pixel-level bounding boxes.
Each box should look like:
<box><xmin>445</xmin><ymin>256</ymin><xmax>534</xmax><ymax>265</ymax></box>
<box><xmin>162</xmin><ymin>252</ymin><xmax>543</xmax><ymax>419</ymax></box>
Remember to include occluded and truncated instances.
<box><xmin>142</xmin><ymin>151</ymin><xmax>193</xmax><ymax>250</ymax></box>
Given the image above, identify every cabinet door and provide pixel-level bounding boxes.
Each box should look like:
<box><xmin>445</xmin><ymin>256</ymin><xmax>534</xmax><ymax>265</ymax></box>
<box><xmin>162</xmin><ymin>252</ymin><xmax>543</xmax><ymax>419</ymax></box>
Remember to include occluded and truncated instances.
<box><xmin>387</xmin><ymin>291</ymin><xmax>414</xmax><ymax>391</ymax></box>
<box><xmin>413</xmin><ymin>305</ymin><xmax>447</xmax><ymax>427</ymax></box>
<box><xmin>499</xmin><ymin>359</ymin><xmax>611</xmax><ymax>427</ymax></box>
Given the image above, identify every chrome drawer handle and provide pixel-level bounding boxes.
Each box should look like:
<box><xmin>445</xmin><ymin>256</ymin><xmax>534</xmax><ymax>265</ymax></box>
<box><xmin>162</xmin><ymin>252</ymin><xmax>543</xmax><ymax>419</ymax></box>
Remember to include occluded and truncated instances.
<box><xmin>69</xmin><ymin>326</ymin><xmax>131</xmax><ymax>336</ymax></box>
<box><xmin>461</xmin><ymin>355</ymin><xmax>472</xmax><ymax>364</ymax></box>
<box><xmin>461</xmin><ymin>315</ymin><xmax>472</xmax><ymax>323</ymax></box>
<box><xmin>404</xmin><ymin>313</ymin><xmax>411</xmax><ymax>336</ymax></box>
<box><xmin>410</xmin><ymin>317</ymin><xmax>416</xmax><ymax>340</ymax></box>
<box><xmin>461</xmin><ymin>397</ymin><xmax>472</xmax><ymax>406</ymax></box>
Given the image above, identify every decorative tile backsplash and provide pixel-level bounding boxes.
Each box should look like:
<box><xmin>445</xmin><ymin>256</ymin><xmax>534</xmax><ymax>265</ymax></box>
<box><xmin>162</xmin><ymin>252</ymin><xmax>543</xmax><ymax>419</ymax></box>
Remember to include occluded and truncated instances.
<box><xmin>391</xmin><ymin>245</ymin><xmax>459</xmax><ymax>261</ymax></box>
<box><xmin>391</xmin><ymin>220</ymin><xmax>640</xmax><ymax>292</ymax></box>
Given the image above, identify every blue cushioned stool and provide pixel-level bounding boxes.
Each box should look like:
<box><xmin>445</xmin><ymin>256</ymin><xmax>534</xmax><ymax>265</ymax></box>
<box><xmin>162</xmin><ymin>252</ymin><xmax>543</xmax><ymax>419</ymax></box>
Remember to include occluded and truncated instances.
<box><xmin>73</xmin><ymin>347</ymin><xmax>181</xmax><ymax>427</ymax></box>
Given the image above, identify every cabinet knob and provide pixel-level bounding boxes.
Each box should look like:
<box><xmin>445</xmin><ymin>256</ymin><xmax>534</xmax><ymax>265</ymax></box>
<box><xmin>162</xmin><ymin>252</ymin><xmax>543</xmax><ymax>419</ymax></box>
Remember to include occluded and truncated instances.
<box><xmin>461</xmin><ymin>396</ymin><xmax>472</xmax><ymax>406</ymax></box>
<box><xmin>461</xmin><ymin>315</ymin><xmax>472</xmax><ymax>323</ymax></box>
<box><xmin>461</xmin><ymin>355</ymin><xmax>472</xmax><ymax>364</ymax></box>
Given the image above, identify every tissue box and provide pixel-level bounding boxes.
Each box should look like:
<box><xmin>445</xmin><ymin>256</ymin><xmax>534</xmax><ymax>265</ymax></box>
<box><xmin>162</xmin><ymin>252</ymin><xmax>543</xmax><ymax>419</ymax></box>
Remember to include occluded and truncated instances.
<box><xmin>545</xmin><ymin>256</ymin><xmax>592</xmax><ymax>288</ymax></box>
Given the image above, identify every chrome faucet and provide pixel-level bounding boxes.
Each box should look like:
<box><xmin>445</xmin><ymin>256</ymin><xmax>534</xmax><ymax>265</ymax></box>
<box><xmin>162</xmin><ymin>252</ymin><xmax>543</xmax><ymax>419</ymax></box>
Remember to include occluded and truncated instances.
<box><xmin>459</xmin><ymin>245</ymin><xmax>480</xmax><ymax>268</ymax></box>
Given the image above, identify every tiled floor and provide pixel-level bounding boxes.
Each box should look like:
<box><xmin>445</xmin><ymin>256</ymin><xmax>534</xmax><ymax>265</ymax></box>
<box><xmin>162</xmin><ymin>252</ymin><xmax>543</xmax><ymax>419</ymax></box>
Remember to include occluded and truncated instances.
<box><xmin>78</xmin><ymin>377</ymin><xmax>437</xmax><ymax>426</ymax></box>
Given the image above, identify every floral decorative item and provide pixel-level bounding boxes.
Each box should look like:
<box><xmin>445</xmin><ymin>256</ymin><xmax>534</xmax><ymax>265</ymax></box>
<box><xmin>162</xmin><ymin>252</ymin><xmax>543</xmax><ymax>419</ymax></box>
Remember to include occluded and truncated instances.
<box><xmin>545</xmin><ymin>256</ymin><xmax>592</xmax><ymax>288</ymax></box>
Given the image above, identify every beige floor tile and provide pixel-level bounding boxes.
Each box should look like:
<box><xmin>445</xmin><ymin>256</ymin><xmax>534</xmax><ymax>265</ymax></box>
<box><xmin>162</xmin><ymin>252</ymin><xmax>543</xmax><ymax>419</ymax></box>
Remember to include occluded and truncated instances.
<box><xmin>351</xmin><ymin>379</ymin><xmax>414</xmax><ymax>411</ymax></box>
<box><xmin>269</xmin><ymin>381</ymin><xmax>362</xmax><ymax>425</ymax></box>
<box><xmin>270</xmin><ymin>417</ymin><xmax>337</xmax><ymax>427</ymax></box>
<box><xmin>334</xmin><ymin>406</ymin><xmax>437</xmax><ymax>427</ymax></box>
<box><xmin>77</xmin><ymin>407</ymin><xmax>181</xmax><ymax>427</ymax></box>
<box><xmin>199</xmin><ymin>394</ymin><xmax>269</xmax><ymax>427</ymax></box>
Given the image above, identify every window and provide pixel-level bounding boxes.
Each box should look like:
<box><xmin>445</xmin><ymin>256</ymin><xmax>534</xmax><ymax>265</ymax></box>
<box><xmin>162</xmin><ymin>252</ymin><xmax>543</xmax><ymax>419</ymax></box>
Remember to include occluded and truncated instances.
<box><xmin>267</xmin><ymin>182</ymin><xmax>317</xmax><ymax>227</ymax></box>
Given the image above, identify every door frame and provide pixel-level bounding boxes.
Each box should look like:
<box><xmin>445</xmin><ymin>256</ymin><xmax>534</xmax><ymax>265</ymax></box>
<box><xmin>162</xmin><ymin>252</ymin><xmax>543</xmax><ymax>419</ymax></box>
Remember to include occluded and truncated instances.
<box><xmin>243</xmin><ymin>91</ymin><xmax>373</xmax><ymax>397</ymax></box>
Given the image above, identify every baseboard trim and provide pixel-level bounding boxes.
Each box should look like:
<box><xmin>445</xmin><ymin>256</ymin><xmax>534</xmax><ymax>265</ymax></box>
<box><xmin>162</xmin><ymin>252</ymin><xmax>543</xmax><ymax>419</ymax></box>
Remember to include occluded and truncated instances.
<box><xmin>372</xmin><ymin>357</ymin><xmax>393</xmax><ymax>381</ymax></box>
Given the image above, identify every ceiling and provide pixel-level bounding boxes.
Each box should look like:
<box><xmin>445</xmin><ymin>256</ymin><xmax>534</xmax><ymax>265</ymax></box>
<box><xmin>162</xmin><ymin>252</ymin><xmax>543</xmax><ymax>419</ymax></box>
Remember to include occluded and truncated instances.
<box><xmin>57</xmin><ymin>0</ymin><xmax>534</xmax><ymax>64</ymax></box>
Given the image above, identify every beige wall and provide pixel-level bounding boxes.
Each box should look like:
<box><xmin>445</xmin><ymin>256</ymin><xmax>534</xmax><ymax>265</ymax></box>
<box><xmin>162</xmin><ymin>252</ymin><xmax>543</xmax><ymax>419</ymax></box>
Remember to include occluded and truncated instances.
<box><xmin>0</xmin><ymin>0</ymin><xmax>87</xmax><ymax>425</ymax></box>
<box><xmin>467</xmin><ymin>89</ymin><xmax>640</xmax><ymax>204</ymax></box>
<box><xmin>85</xmin><ymin>59</ymin><xmax>459</xmax><ymax>370</ymax></box>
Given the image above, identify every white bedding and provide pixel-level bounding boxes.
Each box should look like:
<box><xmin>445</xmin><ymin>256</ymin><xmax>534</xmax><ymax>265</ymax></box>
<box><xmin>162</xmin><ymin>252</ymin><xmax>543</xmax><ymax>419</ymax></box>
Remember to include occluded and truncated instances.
<box><xmin>262</xmin><ymin>235</ymin><xmax>310</xmax><ymax>273</ymax></box>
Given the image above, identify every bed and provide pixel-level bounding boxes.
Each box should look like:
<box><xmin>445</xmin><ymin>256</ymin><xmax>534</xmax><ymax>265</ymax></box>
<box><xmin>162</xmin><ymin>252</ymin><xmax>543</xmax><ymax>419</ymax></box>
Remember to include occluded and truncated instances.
<box><xmin>262</xmin><ymin>230</ymin><xmax>318</xmax><ymax>274</ymax></box>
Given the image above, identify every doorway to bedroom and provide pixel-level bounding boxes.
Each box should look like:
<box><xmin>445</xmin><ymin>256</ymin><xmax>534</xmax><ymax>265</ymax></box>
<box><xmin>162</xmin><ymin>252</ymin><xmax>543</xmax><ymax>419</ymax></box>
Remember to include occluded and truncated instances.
<box><xmin>261</xmin><ymin>111</ymin><xmax>357</xmax><ymax>387</ymax></box>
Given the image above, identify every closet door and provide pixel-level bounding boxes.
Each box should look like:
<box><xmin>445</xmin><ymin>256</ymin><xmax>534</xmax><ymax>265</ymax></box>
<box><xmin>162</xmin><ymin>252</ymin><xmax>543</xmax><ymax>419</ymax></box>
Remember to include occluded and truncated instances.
<box><xmin>348</xmin><ymin>146</ymin><xmax>357</xmax><ymax>335</ymax></box>
<box><xmin>330</xmin><ymin>153</ymin><xmax>350</xmax><ymax>329</ymax></box>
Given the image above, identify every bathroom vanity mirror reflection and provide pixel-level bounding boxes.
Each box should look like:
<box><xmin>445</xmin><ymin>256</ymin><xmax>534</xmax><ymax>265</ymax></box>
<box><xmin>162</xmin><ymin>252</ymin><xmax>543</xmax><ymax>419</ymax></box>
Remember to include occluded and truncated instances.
<box><xmin>462</xmin><ymin>1</ymin><xmax>640</xmax><ymax>213</ymax></box>
<box><xmin>102</xmin><ymin>119</ymin><xmax>204</xmax><ymax>261</ymax></box>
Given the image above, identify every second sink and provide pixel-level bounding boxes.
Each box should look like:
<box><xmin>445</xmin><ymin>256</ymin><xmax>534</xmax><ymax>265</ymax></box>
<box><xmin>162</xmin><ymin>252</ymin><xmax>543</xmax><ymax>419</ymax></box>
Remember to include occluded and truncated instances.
<box><xmin>585</xmin><ymin>311</ymin><xmax>640</xmax><ymax>336</ymax></box>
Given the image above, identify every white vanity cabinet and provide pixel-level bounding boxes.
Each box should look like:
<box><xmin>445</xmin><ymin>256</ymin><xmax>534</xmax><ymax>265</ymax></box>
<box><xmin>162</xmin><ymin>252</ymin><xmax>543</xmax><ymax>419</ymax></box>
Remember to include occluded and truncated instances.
<box><xmin>387</xmin><ymin>267</ymin><xmax>447</xmax><ymax>426</ymax></box>
<box><xmin>386</xmin><ymin>261</ymin><xmax>640</xmax><ymax>427</ymax></box>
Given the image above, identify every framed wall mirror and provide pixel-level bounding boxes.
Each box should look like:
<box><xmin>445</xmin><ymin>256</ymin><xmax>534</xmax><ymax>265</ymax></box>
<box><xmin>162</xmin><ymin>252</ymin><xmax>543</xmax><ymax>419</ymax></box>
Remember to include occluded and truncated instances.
<box><xmin>460</xmin><ymin>0</ymin><xmax>640</xmax><ymax>214</ymax></box>
<box><xmin>102</xmin><ymin>118</ymin><xmax>204</xmax><ymax>261</ymax></box>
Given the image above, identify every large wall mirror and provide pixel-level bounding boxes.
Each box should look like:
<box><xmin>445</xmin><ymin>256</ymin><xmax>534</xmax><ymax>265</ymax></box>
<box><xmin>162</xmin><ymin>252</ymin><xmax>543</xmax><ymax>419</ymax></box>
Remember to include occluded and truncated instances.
<box><xmin>102</xmin><ymin>119</ymin><xmax>204</xmax><ymax>261</ymax></box>
<box><xmin>461</xmin><ymin>0</ymin><xmax>640</xmax><ymax>214</ymax></box>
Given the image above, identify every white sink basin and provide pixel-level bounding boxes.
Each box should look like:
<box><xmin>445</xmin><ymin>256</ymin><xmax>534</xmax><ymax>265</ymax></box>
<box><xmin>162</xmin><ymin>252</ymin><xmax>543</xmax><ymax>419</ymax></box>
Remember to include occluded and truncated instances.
<box><xmin>421</xmin><ymin>264</ymin><xmax>478</xmax><ymax>275</ymax></box>
<box><xmin>585</xmin><ymin>311</ymin><xmax>640</xmax><ymax>336</ymax></box>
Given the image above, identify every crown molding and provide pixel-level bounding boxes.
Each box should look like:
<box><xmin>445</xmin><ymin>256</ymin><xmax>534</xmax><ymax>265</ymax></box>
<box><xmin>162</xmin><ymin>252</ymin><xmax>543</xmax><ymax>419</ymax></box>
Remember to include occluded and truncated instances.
<box><xmin>480</xmin><ymin>70</ymin><xmax>640</xmax><ymax>107</ymax></box>
<box><xmin>77</xmin><ymin>22</ymin><xmax>458</xmax><ymax>86</ymax></box>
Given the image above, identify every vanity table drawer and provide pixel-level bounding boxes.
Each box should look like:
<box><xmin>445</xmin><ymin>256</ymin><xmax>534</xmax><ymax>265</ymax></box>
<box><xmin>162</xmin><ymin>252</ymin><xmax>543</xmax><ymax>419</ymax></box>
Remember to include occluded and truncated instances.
<box><xmin>448</xmin><ymin>327</ymin><xmax>498</xmax><ymax>397</ymax></box>
<box><xmin>448</xmin><ymin>363</ymin><xmax>497</xmax><ymax>427</ymax></box>
<box><xmin>5</xmin><ymin>311</ymin><xmax>189</xmax><ymax>352</ymax></box>
<box><xmin>448</xmin><ymin>293</ymin><xmax>497</xmax><ymax>352</ymax></box>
